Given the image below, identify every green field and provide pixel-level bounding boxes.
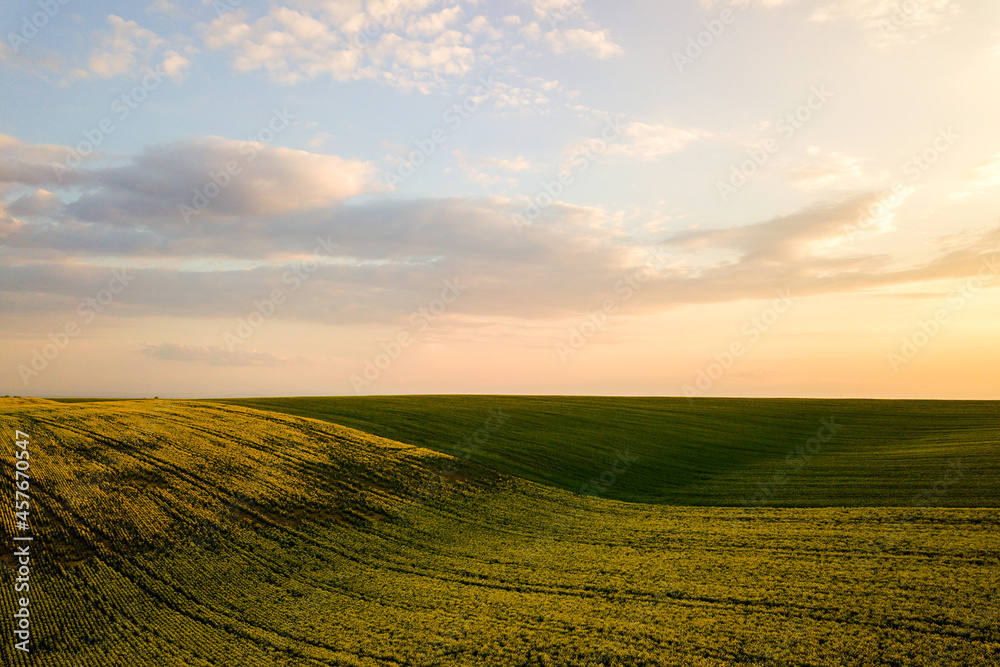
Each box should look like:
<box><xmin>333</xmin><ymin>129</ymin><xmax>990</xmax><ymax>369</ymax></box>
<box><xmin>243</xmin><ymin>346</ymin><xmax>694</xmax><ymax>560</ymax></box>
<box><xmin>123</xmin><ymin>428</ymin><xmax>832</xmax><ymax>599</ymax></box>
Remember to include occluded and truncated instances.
<box><xmin>210</xmin><ymin>396</ymin><xmax>1000</xmax><ymax>507</ymax></box>
<box><xmin>2</xmin><ymin>397</ymin><xmax>998</xmax><ymax>666</ymax></box>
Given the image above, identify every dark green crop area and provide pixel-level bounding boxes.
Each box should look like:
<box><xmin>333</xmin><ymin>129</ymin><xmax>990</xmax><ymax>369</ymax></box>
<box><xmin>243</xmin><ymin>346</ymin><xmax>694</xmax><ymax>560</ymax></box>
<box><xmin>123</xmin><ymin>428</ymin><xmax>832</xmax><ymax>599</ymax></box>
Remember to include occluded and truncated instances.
<box><xmin>209</xmin><ymin>396</ymin><xmax>1000</xmax><ymax>507</ymax></box>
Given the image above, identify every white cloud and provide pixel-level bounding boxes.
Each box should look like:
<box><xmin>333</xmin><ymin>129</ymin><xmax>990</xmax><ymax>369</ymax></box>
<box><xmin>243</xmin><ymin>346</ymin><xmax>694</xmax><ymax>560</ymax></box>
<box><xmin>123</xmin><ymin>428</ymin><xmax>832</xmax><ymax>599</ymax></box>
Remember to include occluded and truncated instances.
<box><xmin>519</xmin><ymin>22</ymin><xmax>543</xmax><ymax>41</ymax></box>
<box><xmin>307</xmin><ymin>131</ymin><xmax>333</xmax><ymax>148</ymax></box>
<box><xmin>787</xmin><ymin>148</ymin><xmax>866</xmax><ymax>190</ymax></box>
<box><xmin>810</xmin><ymin>0</ymin><xmax>957</xmax><ymax>32</ymax></box>
<box><xmin>453</xmin><ymin>151</ymin><xmax>532</xmax><ymax>185</ymax></box>
<box><xmin>146</xmin><ymin>0</ymin><xmax>187</xmax><ymax>19</ymax></box>
<box><xmin>663</xmin><ymin>193</ymin><xmax>1000</xmax><ymax>294</ymax></box>
<box><xmin>527</xmin><ymin>0</ymin><xmax>586</xmax><ymax>21</ymax></box>
<box><xmin>405</xmin><ymin>6</ymin><xmax>465</xmax><ymax>38</ymax></box>
<box><xmin>200</xmin><ymin>5</ymin><xmax>481</xmax><ymax>90</ymax></box>
<box><xmin>491</xmin><ymin>80</ymin><xmax>553</xmax><ymax>111</ymax></box>
<box><xmin>85</xmin><ymin>15</ymin><xmax>165</xmax><ymax>79</ymax></box>
<box><xmin>491</xmin><ymin>156</ymin><xmax>533</xmax><ymax>172</ymax></box>
<box><xmin>527</xmin><ymin>76</ymin><xmax>563</xmax><ymax>92</ymax></box>
<box><xmin>79</xmin><ymin>14</ymin><xmax>194</xmax><ymax>82</ymax></box>
<box><xmin>466</xmin><ymin>15</ymin><xmax>503</xmax><ymax>40</ymax></box>
<box><xmin>160</xmin><ymin>49</ymin><xmax>190</xmax><ymax>80</ymax></box>
<box><xmin>606</xmin><ymin>122</ymin><xmax>706</xmax><ymax>161</ymax></box>
<box><xmin>197</xmin><ymin>1</ymin><xmax>623</xmax><ymax>88</ymax></box>
<box><xmin>708</xmin><ymin>0</ymin><xmax>959</xmax><ymax>43</ymax></box>
<box><xmin>544</xmin><ymin>28</ymin><xmax>623</xmax><ymax>58</ymax></box>
<box><xmin>453</xmin><ymin>150</ymin><xmax>504</xmax><ymax>185</ymax></box>
<box><xmin>950</xmin><ymin>153</ymin><xmax>1000</xmax><ymax>200</ymax></box>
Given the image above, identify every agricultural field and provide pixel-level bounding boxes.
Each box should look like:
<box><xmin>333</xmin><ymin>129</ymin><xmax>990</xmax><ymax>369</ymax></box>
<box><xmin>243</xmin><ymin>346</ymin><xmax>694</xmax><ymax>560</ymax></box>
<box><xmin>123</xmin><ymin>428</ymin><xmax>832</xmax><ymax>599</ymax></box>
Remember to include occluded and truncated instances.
<box><xmin>211</xmin><ymin>396</ymin><xmax>1000</xmax><ymax>507</ymax></box>
<box><xmin>1</xmin><ymin>397</ymin><xmax>999</xmax><ymax>666</ymax></box>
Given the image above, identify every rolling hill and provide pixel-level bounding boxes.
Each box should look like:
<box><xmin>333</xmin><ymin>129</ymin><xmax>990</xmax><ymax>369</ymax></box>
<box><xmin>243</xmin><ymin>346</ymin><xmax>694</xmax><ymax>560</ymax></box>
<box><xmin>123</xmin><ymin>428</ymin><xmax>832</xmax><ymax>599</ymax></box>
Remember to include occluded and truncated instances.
<box><xmin>210</xmin><ymin>395</ymin><xmax>1000</xmax><ymax>507</ymax></box>
<box><xmin>1</xmin><ymin>397</ymin><xmax>998</xmax><ymax>665</ymax></box>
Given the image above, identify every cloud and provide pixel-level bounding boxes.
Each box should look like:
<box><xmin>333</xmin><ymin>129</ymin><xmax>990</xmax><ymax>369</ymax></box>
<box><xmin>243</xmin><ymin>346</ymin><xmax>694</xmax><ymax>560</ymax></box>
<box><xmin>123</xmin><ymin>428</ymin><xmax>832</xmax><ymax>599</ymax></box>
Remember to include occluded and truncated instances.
<box><xmin>810</xmin><ymin>0</ymin><xmax>957</xmax><ymax>35</ymax></box>
<box><xmin>787</xmin><ymin>148</ymin><xmax>866</xmax><ymax>190</ymax></box>
<box><xmin>453</xmin><ymin>150</ymin><xmax>504</xmax><ymax>185</ymax></box>
<box><xmin>706</xmin><ymin>0</ymin><xmax>959</xmax><ymax>43</ymax></box>
<box><xmin>371</xmin><ymin>31</ymin><xmax>477</xmax><ymax>84</ymax></box>
<box><xmin>950</xmin><ymin>153</ymin><xmax>1000</xmax><ymax>200</ymax></box>
<box><xmin>544</xmin><ymin>28</ymin><xmax>623</xmax><ymax>58</ymax></box>
<box><xmin>84</xmin><ymin>15</ymin><xmax>165</xmax><ymax>79</ymax></box>
<box><xmin>146</xmin><ymin>0</ymin><xmax>188</xmax><ymax>19</ymax></box>
<box><xmin>76</xmin><ymin>14</ymin><xmax>194</xmax><ymax>82</ymax></box>
<box><xmin>491</xmin><ymin>80</ymin><xmax>556</xmax><ymax>110</ymax></box>
<box><xmin>197</xmin><ymin>1</ymin><xmax>621</xmax><ymax>91</ymax></box>
<box><xmin>6</xmin><ymin>189</ymin><xmax>61</xmax><ymax>217</ymax></box>
<box><xmin>0</xmin><ymin>134</ymin><xmax>99</xmax><ymax>187</ymax></box>
<box><xmin>405</xmin><ymin>6</ymin><xmax>465</xmax><ymax>38</ymax></box>
<box><xmin>307</xmin><ymin>131</ymin><xmax>333</xmax><ymax>148</ymax></box>
<box><xmin>607</xmin><ymin>122</ymin><xmax>707</xmax><ymax>161</ymax></box>
<box><xmin>662</xmin><ymin>193</ymin><xmax>1000</xmax><ymax>302</ymax></box>
<box><xmin>526</xmin><ymin>0</ymin><xmax>586</xmax><ymax>21</ymax></box>
<box><xmin>5</xmin><ymin>133</ymin><xmax>999</xmax><ymax>326</ymax></box>
<box><xmin>205</xmin><ymin>9</ymin><xmax>361</xmax><ymax>86</ymax></box>
<box><xmin>0</xmin><ymin>135</ymin><xmax>375</xmax><ymax>223</ymax></box>
<box><xmin>160</xmin><ymin>49</ymin><xmax>190</xmax><ymax>80</ymax></box>
<box><xmin>199</xmin><ymin>5</ymin><xmax>479</xmax><ymax>91</ymax></box>
<box><xmin>453</xmin><ymin>151</ymin><xmax>532</xmax><ymax>185</ymax></box>
<box><xmin>140</xmin><ymin>343</ymin><xmax>288</xmax><ymax>366</ymax></box>
<box><xmin>467</xmin><ymin>15</ymin><xmax>503</xmax><ymax>40</ymax></box>
<box><xmin>4</xmin><ymin>184</ymin><xmax>1000</xmax><ymax>329</ymax></box>
<box><xmin>490</xmin><ymin>156</ymin><xmax>533</xmax><ymax>172</ymax></box>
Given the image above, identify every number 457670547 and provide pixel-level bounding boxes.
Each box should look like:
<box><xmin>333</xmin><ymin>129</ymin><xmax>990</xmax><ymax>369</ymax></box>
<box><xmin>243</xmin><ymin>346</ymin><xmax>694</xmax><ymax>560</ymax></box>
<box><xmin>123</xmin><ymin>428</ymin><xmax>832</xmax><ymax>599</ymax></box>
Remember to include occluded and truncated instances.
<box><xmin>14</xmin><ymin>430</ymin><xmax>30</xmax><ymax>522</ymax></box>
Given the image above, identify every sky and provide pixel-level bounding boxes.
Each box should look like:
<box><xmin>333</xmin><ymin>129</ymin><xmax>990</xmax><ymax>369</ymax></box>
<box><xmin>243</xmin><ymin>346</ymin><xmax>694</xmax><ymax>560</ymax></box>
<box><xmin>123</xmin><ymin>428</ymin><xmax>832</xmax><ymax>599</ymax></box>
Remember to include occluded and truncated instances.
<box><xmin>1</xmin><ymin>0</ymin><xmax>999</xmax><ymax>399</ymax></box>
